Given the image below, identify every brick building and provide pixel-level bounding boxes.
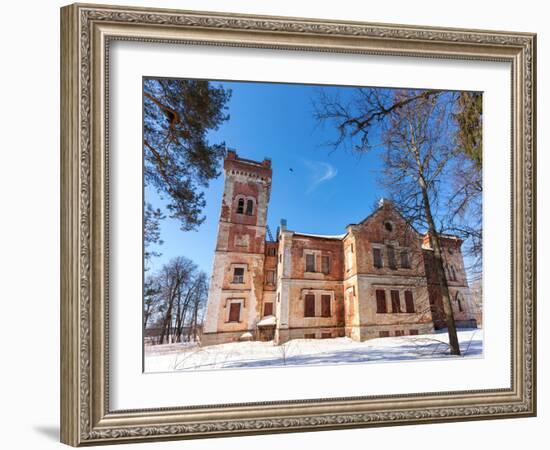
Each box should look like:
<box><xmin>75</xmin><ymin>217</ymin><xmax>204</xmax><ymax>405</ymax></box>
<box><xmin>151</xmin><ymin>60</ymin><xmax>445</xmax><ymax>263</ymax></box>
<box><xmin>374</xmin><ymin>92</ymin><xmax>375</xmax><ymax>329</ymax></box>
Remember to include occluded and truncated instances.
<box><xmin>202</xmin><ymin>151</ymin><xmax>478</xmax><ymax>346</ymax></box>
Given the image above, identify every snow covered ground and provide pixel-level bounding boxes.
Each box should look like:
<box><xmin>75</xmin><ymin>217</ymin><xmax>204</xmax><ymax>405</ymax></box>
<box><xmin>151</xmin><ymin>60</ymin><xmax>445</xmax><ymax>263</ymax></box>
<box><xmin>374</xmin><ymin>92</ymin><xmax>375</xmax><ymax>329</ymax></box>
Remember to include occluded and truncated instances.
<box><xmin>144</xmin><ymin>328</ymin><xmax>483</xmax><ymax>373</ymax></box>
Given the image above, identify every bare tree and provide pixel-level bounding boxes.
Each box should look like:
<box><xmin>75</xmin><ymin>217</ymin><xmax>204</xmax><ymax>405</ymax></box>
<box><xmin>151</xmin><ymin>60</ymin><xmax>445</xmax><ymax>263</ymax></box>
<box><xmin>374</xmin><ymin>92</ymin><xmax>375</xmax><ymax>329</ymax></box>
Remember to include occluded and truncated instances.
<box><xmin>173</xmin><ymin>278</ymin><xmax>196</xmax><ymax>342</ymax></box>
<box><xmin>315</xmin><ymin>88</ymin><xmax>482</xmax><ymax>269</ymax></box>
<box><xmin>444</xmin><ymin>151</ymin><xmax>483</xmax><ymax>281</ymax></box>
<box><xmin>157</xmin><ymin>257</ymin><xmax>197</xmax><ymax>345</ymax></box>
<box><xmin>143</xmin><ymin>273</ymin><xmax>162</xmax><ymax>329</ymax></box>
<box><xmin>316</xmin><ymin>88</ymin><xmax>465</xmax><ymax>355</ymax></box>
<box><xmin>144</xmin><ymin>257</ymin><xmax>208</xmax><ymax>345</ymax></box>
<box><xmin>187</xmin><ymin>272</ymin><xmax>208</xmax><ymax>343</ymax></box>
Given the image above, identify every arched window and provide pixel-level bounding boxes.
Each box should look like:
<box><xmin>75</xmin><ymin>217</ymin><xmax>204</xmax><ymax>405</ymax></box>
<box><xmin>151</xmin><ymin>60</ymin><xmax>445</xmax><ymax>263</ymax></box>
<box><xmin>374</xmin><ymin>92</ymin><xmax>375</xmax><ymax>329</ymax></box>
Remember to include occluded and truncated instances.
<box><xmin>246</xmin><ymin>199</ymin><xmax>254</xmax><ymax>216</ymax></box>
<box><xmin>456</xmin><ymin>292</ymin><xmax>464</xmax><ymax>312</ymax></box>
<box><xmin>236</xmin><ymin>198</ymin><xmax>244</xmax><ymax>214</ymax></box>
<box><xmin>450</xmin><ymin>265</ymin><xmax>457</xmax><ymax>281</ymax></box>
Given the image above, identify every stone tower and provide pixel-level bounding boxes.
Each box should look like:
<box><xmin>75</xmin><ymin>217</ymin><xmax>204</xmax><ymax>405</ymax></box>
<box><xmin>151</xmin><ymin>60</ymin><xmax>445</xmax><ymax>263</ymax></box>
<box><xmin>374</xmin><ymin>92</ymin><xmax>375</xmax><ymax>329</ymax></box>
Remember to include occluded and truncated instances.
<box><xmin>202</xmin><ymin>151</ymin><xmax>272</xmax><ymax>346</ymax></box>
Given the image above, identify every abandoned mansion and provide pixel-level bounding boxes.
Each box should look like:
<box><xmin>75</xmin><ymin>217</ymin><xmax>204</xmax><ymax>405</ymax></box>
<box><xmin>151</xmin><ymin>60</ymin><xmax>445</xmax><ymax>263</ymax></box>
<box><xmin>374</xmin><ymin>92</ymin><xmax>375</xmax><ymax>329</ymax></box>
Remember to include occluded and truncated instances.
<box><xmin>202</xmin><ymin>151</ymin><xmax>478</xmax><ymax>346</ymax></box>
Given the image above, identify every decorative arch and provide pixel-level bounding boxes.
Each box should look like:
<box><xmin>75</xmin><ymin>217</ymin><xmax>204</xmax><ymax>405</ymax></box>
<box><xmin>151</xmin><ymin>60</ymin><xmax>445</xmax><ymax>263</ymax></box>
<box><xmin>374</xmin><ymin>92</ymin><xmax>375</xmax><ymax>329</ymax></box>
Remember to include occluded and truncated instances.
<box><xmin>450</xmin><ymin>265</ymin><xmax>457</xmax><ymax>281</ymax></box>
<box><xmin>234</xmin><ymin>195</ymin><xmax>256</xmax><ymax>216</ymax></box>
<box><xmin>235</xmin><ymin>195</ymin><xmax>245</xmax><ymax>214</ymax></box>
<box><xmin>245</xmin><ymin>198</ymin><xmax>255</xmax><ymax>215</ymax></box>
<box><xmin>455</xmin><ymin>291</ymin><xmax>464</xmax><ymax>312</ymax></box>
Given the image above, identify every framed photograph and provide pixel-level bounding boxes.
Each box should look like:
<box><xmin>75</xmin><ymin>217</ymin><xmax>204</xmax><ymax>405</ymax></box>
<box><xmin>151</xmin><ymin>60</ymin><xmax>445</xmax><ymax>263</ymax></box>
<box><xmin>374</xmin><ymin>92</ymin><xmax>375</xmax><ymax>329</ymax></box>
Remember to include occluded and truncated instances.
<box><xmin>60</xmin><ymin>3</ymin><xmax>536</xmax><ymax>446</ymax></box>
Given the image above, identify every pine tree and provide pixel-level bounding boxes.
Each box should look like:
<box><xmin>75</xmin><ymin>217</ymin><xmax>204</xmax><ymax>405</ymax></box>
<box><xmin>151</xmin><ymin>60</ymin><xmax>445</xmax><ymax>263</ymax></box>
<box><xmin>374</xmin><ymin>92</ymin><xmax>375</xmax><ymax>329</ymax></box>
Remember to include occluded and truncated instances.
<box><xmin>144</xmin><ymin>79</ymin><xmax>231</xmax><ymax>231</ymax></box>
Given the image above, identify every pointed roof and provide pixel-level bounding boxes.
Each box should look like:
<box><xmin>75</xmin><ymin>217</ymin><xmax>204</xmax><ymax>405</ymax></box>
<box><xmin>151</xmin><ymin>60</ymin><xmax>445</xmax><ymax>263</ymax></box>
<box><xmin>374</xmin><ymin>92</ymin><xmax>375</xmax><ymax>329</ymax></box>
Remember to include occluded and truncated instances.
<box><xmin>352</xmin><ymin>198</ymin><xmax>421</xmax><ymax>236</ymax></box>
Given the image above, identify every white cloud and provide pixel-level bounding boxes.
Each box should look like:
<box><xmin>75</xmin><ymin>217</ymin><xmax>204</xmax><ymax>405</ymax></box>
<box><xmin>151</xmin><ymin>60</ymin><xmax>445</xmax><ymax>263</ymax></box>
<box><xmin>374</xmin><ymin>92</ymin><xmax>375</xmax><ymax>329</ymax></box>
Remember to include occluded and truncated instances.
<box><xmin>303</xmin><ymin>159</ymin><xmax>338</xmax><ymax>193</ymax></box>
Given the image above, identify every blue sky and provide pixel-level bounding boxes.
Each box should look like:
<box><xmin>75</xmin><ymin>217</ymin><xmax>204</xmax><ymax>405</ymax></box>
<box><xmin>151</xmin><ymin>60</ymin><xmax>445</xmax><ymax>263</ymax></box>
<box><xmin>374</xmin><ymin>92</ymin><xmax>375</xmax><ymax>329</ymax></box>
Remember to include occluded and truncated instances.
<box><xmin>146</xmin><ymin>80</ymin><xmax>408</xmax><ymax>275</ymax></box>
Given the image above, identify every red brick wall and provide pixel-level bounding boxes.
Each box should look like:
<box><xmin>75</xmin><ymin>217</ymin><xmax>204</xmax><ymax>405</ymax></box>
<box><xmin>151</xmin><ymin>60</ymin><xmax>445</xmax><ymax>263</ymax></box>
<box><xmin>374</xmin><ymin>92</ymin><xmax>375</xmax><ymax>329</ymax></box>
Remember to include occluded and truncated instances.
<box><xmin>288</xmin><ymin>235</ymin><xmax>344</xmax><ymax>281</ymax></box>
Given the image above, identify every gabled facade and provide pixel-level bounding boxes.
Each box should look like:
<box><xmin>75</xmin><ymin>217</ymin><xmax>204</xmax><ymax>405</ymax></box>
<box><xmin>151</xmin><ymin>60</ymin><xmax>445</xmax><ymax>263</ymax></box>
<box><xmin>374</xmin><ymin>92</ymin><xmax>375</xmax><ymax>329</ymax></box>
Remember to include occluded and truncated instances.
<box><xmin>202</xmin><ymin>152</ymin><xmax>478</xmax><ymax>346</ymax></box>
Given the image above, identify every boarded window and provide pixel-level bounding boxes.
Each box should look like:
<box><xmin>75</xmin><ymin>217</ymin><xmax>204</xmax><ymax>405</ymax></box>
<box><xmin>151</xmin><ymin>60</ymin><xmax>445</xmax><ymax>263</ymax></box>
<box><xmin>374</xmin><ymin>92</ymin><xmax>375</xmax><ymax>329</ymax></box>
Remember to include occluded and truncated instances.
<box><xmin>228</xmin><ymin>302</ymin><xmax>241</xmax><ymax>322</ymax></box>
<box><xmin>266</xmin><ymin>270</ymin><xmax>276</xmax><ymax>285</ymax></box>
<box><xmin>236</xmin><ymin>198</ymin><xmax>244</xmax><ymax>214</ymax></box>
<box><xmin>246</xmin><ymin>199</ymin><xmax>254</xmax><ymax>215</ymax></box>
<box><xmin>321</xmin><ymin>295</ymin><xmax>331</xmax><ymax>317</ymax></box>
<box><xmin>264</xmin><ymin>302</ymin><xmax>273</xmax><ymax>316</ymax></box>
<box><xmin>395</xmin><ymin>330</ymin><xmax>404</xmax><ymax>337</ymax></box>
<box><xmin>409</xmin><ymin>329</ymin><xmax>419</xmax><ymax>335</ymax></box>
<box><xmin>267</xmin><ymin>247</ymin><xmax>276</xmax><ymax>256</ymax></box>
<box><xmin>379</xmin><ymin>331</ymin><xmax>390</xmax><ymax>338</ymax></box>
<box><xmin>373</xmin><ymin>247</ymin><xmax>383</xmax><ymax>268</ymax></box>
<box><xmin>376</xmin><ymin>290</ymin><xmax>387</xmax><ymax>313</ymax></box>
<box><xmin>304</xmin><ymin>294</ymin><xmax>315</xmax><ymax>317</ymax></box>
<box><xmin>321</xmin><ymin>255</ymin><xmax>330</xmax><ymax>274</ymax></box>
<box><xmin>391</xmin><ymin>290</ymin><xmax>401</xmax><ymax>313</ymax></box>
<box><xmin>400</xmin><ymin>250</ymin><xmax>410</xmax><ymax>268</ymax></box>
<box><xmin>387</xmin><ymin>246</ymin><xmax>397</xmax><ymax>269</ymax></box>
<box><xmin>304</xmin><ymin>333</ymin><xmax>315</xmax><ymax>339</ymax></box>
<box><xmin>232</xmin><ymin>267</ymin><xmax>244</xmax><ymax>283</ymax></box>
<box><xmin>321</xmin><ymin>332</ymin><xmax>332</xmax><ymax>339</ymax></box>
<box><xmin>405</xmin><ymin>290</ymin><xmax>415</xmax><ymax>313</ymax></box>
<box><xmin>305</xmin><ymin>253</ymin><xmax>315</xmax><ymax>272</ymax></box>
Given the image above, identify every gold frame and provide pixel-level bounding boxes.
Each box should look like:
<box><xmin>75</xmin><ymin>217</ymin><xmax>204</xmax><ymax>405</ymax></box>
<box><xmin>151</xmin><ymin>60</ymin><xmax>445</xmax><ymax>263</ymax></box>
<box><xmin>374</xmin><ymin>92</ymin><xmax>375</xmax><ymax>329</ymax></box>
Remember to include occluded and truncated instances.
<box><xmin>60</xmin><ymin>3</ymin><xmax>536</xmax><ymax>446</ymax></box>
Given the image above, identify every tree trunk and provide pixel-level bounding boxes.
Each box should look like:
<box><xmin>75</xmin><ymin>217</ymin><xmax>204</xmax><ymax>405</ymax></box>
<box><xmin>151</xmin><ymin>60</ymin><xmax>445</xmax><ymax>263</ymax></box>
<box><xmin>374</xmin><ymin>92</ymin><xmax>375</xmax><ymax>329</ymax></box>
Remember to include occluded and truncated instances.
<box><xmin>176</xmin><ymin>283</ymin><xmax>196</xmax><ymax>342</ymax></box>
<box><xmin>159</xmin><ymin>282</ymin><xmax>177</xmax><ymax>345</ymax></box>
<box><xmin>188</xmin><ymin>302</ymin><xmax>199</xmax><ymax>342</ymax></box>
<box><xmin>419</xmin><ymin>183</ymin><xmax>461</xmax><ymax>355</ymax></box>
<box><xmin>192</xmin><ymin>306</ymin><xmax>199</xmax><ymax>342</ymax></box>
<box><xmin>143</xmin><ymin>305</ymin><xmax>150</xmax><ymax>329</ymax></box>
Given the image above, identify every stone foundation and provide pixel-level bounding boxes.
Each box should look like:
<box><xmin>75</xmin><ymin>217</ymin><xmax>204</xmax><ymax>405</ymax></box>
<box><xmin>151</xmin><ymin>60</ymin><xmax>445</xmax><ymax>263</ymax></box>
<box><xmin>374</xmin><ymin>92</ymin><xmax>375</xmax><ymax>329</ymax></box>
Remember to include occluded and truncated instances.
<box><xmin>201</xmin><ymin>330</ymin><xmax>256</xmax><ymax>347</ymax></box>
<box><xmin>455</xmin><ymin>319</ymin><xmax>478</xmax><ymax>329</ymax></box>
<box><xmin>433</xmin><ymin>318</ymin><xmax>478</xmax><ymax>330</ymax></box>
<box><xmin>275</xmin><ymin>324</ymin><xmax>436</xmax><ymax>344</ymax></box>
<box><xmin>350</xmin><ymin>322</ymin><xmax>435</xmax><ymax>341</ymax></box>
<box><xmin>205</xmin><ymin>321</ymin><xmax>442</xmax><ymax>346</ymax></box>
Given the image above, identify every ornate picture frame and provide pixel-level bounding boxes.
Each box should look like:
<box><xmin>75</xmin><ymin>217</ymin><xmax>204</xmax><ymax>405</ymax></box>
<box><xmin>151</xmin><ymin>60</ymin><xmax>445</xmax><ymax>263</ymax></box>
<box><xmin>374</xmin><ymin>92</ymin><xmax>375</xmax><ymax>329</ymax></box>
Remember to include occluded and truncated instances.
<box><xmin>60</xmin><ymin>3</ymin><xmax>536</xmax><ymax>446</ymax></box>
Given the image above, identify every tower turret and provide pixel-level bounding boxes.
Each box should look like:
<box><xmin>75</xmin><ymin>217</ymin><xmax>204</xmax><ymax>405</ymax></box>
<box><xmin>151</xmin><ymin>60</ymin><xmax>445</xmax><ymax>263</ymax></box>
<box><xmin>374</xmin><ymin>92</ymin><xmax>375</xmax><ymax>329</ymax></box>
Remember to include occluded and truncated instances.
<box><xmin>202</xmin><ymin>151</ymin><xmax>272</xmax><ymax>345</ymax></box>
